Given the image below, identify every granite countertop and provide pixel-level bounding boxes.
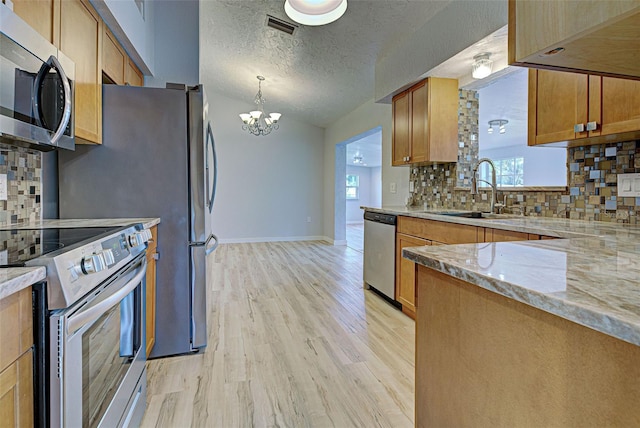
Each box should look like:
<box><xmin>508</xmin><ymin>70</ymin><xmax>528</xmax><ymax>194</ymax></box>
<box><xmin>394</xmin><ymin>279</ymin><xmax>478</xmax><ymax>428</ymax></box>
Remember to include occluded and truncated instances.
<box><xmin>363</xmin><ymin>206</ymin><xmax>640</xmax><ymax>347</ymax></box>
<box><xmin>0</xmin><ymin>218</ymin><xmax>161</xmax><ymax>300</ymax></box>
<box><xmin>4</xmin><ymin>217</ymin><xmax>161</xmax><ymax>230</ymax></box>
<box><xmin>0</xmin><ymin>267</ymin><xmax>46</xmax><ymax>300</ymax></box>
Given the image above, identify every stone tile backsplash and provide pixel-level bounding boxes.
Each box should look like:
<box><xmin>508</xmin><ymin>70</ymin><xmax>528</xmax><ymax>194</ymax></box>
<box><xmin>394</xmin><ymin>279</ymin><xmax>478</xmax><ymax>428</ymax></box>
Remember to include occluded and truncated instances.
<box><xmin>409</xmin><ymin>140</ymin><xmax>640</xmax><ymax>224</ymax></box>
<box><xmin>0</xmin><ymin>143</ymin><xmax>41</xmax><ymax>226</ymax></box>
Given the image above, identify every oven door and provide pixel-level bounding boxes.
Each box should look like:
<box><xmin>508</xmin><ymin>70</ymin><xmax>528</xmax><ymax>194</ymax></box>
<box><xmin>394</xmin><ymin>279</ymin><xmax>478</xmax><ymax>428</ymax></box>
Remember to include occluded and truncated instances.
<box><xmin>49</xmin><ymin>255</ymin><xmax>146</xmax><ymax>428</ymax></box>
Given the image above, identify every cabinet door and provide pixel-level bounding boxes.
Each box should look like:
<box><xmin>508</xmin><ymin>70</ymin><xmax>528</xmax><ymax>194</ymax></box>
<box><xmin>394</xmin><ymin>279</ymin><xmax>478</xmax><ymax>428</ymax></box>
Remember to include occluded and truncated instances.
<box><xmin>396</xmin><ymin>233</ymin><xmax>429</xmax><ymax>319</ymax></box>
<box><xmin>486</xmin><ymin>228</ymin><xmax>530</xmax><ymax>242</ymax></box>
<box><xmin>145</xmin><ymin>226</ymin><xmax>158</xmax><ymax>357</ymax></box>
<box><xmin>392</xmin><ymin>91</ymin><xmax>410</xmax><ymax>166</ymax></box>
<box><xmin>125</xmin><ymin>59</ymin><xmax>144</xmax><ymax>87</ymax></box>
<box><xmin>528</xmin><ymin>69</ymin><xmax>588</xmax><ymax>145</ymax></box>
<box><xmin>0</xmin><ymin>287</ymin><xmax>32</xmax><ymax>373</ymax></box>
<box><xmin>11</xmin><ymin>0</ymin><xmax>59</xmax><ymax>44</ymax></box>
<box><xmin>0</xmin><ymin>350</ymin><xmax>33</xmax><ymax>428</ymax></box>
<box><xmin>598</xmin><ymin>77</ymin><xmax>640</xmax><ymax>136</ymax></box>
<box><xmin>102</xmin><ymin>26</ymin><xmax>125</xmax><ymax>85</ymax></box>
<box><xmin>60</xmin><ymin>0</ymin><xmax>102</xmax><ymax>144</ymax></box>
<box><xmin>410</xmin><ymin>81</ymin><xmax>428</xmax><ymax>164</ymax></box>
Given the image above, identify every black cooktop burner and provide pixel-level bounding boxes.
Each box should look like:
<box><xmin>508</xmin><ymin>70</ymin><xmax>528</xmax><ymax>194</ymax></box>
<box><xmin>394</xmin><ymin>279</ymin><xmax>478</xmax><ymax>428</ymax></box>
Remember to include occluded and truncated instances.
<box><xmin>0</xmin><ymin>227</ymin><xmax>121</xmax><ymax>267</ymax></box>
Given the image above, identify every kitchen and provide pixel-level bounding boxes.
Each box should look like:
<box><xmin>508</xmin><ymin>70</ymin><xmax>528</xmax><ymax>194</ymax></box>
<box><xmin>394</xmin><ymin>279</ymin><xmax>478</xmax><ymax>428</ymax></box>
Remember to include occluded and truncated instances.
<box><xmin>1</xmin><ymin>0</ymin><xmax>640</xmax><ymax>427</ymax></box>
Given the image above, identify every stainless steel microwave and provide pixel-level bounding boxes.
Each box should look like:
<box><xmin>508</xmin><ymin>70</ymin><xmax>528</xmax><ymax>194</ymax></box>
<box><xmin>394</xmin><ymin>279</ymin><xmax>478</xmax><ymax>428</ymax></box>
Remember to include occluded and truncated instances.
<box><xmin>0</xmin><ymin>3</ymin><xmax>75</xmax><ymax>151</ymax></box>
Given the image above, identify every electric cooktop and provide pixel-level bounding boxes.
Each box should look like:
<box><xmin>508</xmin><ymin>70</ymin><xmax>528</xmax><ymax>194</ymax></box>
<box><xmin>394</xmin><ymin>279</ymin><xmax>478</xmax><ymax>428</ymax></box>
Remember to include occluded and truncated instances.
<box><xmin>0</xmin><ymin>227</ymin><xmax>122</xmax><ymax>267</ymax></box>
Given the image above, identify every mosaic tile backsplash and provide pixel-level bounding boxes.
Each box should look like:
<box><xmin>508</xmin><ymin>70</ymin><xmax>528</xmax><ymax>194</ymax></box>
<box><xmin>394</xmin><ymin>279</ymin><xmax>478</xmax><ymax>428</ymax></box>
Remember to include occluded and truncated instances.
<box><xmin>409</xmin><ymin>140</ymin><xmax>640</xmax><ymax>224</ymax></box>
<box><xmin>0</xmin><ymin>142</ymin><xmax>41</xmax><ymax>226</ymax></box>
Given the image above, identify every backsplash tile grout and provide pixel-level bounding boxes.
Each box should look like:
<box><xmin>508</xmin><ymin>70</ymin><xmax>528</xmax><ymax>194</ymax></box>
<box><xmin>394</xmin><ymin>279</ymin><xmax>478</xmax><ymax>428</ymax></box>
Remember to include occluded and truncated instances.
<box><xmin>0</xmin><ymin>142</ymin><xmax>41</xmax><ymax>226</ymax></box>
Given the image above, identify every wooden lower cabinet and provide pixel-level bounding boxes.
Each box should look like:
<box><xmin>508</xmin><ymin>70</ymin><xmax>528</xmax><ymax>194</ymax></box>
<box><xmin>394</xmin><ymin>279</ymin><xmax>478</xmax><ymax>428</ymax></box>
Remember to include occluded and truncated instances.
<box><xmin>395</xmin><ymin>233</ymin><xmax>429</xmax><ymax>319</ymax></box>
<box><xmin>0</xmin><ymin>287</ymin><xmax>34</xmax><ymax>427</ymax></box>
<box><xmin>145</xmin><ymin>225</ymin><xmax>158</xmax><ymax>357</ymax></box>
<box><xmin>0</xmin><ymin>350</ymin><xmax>33</xmax><ymax>428</ymax></box>
<box><xmin>416</xmin><ymin>266</ymin><xmax>640</xmax><ymax>427</ymax></box>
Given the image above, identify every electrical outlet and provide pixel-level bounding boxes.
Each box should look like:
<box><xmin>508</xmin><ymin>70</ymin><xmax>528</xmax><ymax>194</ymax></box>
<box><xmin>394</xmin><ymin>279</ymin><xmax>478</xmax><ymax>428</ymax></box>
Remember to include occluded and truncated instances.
<box><xmin>307</xmin><ymin>217</ymin><xmax>311</xmax><ymax>223</ymax></box>
<box><xmin>618</xmin><ymin>173</ymin><xmax>640</xmax><ymax>197</ymax></box>
<box><xmin>0</xmin><ymin>250</ymin><xmax>6</xmax><ymax>265</ymax></box>
<box><xmin>390</xmin><ymin>182</ymin><xmax>397</xmax><ymax>193</ymax></box>
<box><xmin>0</xmin><ymin>174</ymin><xmax>7</xmax><ymax>201</ymax></box>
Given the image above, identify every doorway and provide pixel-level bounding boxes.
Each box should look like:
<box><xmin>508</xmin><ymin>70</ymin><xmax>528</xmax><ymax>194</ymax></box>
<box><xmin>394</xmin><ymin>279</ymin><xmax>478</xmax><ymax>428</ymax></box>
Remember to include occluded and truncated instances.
<box><xmin>334</xmin><ymin>127</ymin><xmax>382</xmax><ymax>252</ymax></box>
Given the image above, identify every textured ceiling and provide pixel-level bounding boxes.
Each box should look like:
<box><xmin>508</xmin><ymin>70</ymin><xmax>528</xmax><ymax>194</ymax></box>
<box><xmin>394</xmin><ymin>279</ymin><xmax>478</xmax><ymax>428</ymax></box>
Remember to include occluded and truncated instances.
<box><xmin>200</xmin><ymin>0</ymin><xmax>451</xmax><ymax>128</ymax></box>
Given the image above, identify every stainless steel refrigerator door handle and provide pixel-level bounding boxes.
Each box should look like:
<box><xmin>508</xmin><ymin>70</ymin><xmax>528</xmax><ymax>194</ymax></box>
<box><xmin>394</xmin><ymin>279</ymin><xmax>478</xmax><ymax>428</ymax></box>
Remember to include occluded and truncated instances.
<box><xmin>205</xmin><ymin>122</ymin><xmax>217</xmax><ymax>213</ymax></box>
<box><xmin>190</xmin><ymin>233</ymin><xmax>218</xmax><ymax>255</ymax></box>
<box><xmin>205</xmin><ymin>233</ymin><xmax>218</xmax><ymax>256</ymax></box>
<box><xmin>33</xmin><ymin>55</ymin><xmax>72</xmax><ymax>146</ymax></box>
<box><xmin>66</xmin><ymin>260</ymin><xmax>146</xmax><ymax>334</ymax></box>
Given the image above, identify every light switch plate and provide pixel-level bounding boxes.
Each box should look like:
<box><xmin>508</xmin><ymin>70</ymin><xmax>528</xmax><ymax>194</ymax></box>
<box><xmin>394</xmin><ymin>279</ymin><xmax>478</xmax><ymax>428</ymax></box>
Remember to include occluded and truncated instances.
<box><xmin>618</xmin><ymin>173</ymin><xmax>640</xmax><ymax>197</ymax></box>
<box><xmin>390</xmin><ymin>182</ymin><xmax>397</xmax><ymax>193</ymax></box>
<box><xmin>0</xmin><ymin>174</ymin><xmax>7</xmax><ymax>201</ymax></box>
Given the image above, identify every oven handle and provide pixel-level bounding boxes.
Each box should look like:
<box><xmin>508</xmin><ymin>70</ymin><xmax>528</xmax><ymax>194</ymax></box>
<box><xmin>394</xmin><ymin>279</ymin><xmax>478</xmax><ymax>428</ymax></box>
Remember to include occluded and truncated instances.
<box><xmin>67</xmin><ymin>259</ymin><xmax>147</xmax><ymax>334</ymax></box>
<box><xmin>33</xmin><ymin>55</ymin><xmax>72</xmax><ymax>146</ymax></box>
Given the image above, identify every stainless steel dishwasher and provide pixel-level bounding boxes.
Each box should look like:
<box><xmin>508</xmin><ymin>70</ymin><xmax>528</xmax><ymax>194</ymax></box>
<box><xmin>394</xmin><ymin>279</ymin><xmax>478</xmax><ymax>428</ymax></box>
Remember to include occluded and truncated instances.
<box><xmin>363</xmin><ymin>211</ymin><xmax>397</xmax><ymax>301</ymax></box>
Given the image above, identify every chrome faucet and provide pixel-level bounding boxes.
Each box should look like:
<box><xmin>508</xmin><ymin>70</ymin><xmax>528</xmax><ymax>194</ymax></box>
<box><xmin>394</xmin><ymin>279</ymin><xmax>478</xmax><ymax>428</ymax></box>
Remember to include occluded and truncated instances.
<box><xmin>471</xmin><ymin>158</ymin><xmax>497</xmax><ymax>213</ymax></box>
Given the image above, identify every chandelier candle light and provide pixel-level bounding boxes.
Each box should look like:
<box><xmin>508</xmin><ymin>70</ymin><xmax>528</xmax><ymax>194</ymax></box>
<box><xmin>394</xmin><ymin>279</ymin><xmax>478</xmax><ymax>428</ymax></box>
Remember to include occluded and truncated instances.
<box><xmin>239</xmin><ymin>76</ymin><xmax>282</xmax><ymax>136</ymax></box>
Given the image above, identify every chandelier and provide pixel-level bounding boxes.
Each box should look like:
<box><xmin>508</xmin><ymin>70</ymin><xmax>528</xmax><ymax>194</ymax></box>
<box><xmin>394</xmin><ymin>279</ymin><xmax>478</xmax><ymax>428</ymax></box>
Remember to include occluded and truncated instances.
<box><xmin>487</xmin><ymin>119</ymin><xmax>508</xmax><ymax>134</ymax></box>
<box><xmin>239</xmin><ymin>76</ymin><xmax>282</xmax><ymax>136</ymax></box>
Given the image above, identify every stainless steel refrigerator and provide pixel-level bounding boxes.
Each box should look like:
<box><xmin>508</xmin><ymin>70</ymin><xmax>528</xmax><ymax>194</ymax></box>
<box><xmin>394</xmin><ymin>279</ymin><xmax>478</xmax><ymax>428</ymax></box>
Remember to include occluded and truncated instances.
<box><xmin>58</xmin><ymin>84</ymin><xmax>218</xmax><ymax>358</ymax></box>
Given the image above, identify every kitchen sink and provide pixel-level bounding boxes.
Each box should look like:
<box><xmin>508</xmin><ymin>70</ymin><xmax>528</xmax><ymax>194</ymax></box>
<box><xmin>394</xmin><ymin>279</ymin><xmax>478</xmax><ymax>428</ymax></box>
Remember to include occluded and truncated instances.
<box><xmin>432</xmin><ymin>211</ymin><xmax>520</xmax><ymax>219</ymax></box>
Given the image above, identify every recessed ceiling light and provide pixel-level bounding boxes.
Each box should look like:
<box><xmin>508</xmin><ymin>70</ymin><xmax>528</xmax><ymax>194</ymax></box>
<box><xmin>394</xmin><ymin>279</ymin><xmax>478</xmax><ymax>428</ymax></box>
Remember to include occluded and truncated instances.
<box><xmin>284</xmin><ymin>0</ymin><xmax>347</xmax><ymax>26</ymax></box>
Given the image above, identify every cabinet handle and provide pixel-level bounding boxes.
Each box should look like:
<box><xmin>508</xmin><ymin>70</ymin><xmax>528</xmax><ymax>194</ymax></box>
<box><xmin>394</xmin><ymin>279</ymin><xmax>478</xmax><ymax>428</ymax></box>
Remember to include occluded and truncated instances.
<box><xmin>586</xmin><ymin>121</ymin><xmax>598</xmax><ymax>131</ymax></box>
<box><xmin>574</xmin><ymin>123</ymin><xmax>585</xmax><ymax>133</ymax></box>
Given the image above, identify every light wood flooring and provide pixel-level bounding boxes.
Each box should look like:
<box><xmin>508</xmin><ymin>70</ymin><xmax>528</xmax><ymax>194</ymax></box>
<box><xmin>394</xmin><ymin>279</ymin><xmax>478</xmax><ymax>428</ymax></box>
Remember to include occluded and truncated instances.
<box><xmin>141</xmin><ymin>241</ymin><xmax>414</xmax><ymax>427</ymax></box>
<box><xmin>346</xmin><ymin>223</ymin><xmax>364</xmax><ymax>253</ymax></box>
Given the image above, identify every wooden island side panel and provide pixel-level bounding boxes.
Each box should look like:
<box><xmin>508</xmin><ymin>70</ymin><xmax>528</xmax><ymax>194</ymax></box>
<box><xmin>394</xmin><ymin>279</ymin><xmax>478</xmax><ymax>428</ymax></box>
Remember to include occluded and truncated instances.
<box><xmin>415</xmin><ymin>266</ymin><xmax>640</xmax><ymax>428</ymax></box>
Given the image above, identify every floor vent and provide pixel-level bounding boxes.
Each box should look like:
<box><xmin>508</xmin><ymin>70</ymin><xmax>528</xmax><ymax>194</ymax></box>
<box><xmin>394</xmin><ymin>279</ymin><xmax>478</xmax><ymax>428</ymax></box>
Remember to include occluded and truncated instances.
<box><xmin>266</xmin><ymin>15</ymin><xmax>297</xmax><ymax>35</ymax></box>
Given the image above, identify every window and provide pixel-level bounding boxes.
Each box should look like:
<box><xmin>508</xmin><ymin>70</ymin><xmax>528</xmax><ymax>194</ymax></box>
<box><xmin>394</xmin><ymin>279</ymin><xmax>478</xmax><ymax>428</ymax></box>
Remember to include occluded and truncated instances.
<box><xmin>346</xmin><ymin>174</ymin><xmax>359</xmax><ymax>200</ymax></box>
<box><xmin>479</xmin><ymin>157</ymin><xmax>524</xmax><ymax>187</ymax></box>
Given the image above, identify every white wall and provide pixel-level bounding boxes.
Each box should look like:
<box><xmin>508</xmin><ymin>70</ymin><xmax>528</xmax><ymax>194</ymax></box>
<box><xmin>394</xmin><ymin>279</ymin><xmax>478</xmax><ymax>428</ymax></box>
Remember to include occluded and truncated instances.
<box><xmin>203</xmin><ymin>91</ymin><xmax>325</xmax><ymax>243</ymax></box>
<box><xmin>145</xmin><ymin>0</ymin><xmax>199</xmax><ymax>88</ymax></box>
<box><xmin>324</xmin><ymin>98</ymin><xmax>408</xmax><ymax>242</ymax></box>
<box><xmin>346</xmin><ymin>165</ymin><xmax>372</xmax><ymax>223</ymax></box>
<box><xmin>375</xmin><ymin>0</ymin><xmax>508</xmax><ymax>102</ymax></box>
<box><xmin>371</xmin><ymin>166</ymin><xmax>382</xmax><ymax>207</ymax></box>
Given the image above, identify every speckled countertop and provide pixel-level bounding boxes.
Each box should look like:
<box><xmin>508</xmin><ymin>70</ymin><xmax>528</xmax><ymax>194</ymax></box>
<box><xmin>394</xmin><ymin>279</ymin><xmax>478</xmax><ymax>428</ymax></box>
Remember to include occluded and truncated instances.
<box><xmin>363</xmin><ymin>206</ymin><xmax>640</xmax><ymax>347</ymax></box>
<box><xmin>6</xmin><ymin>217</ymin><xmax>161</xmax><ymax>230</ymax></box>
<box><xmin>0</xmin><ymin>218</ymin><xmax>161</xmax><ymax>300</ymax></box>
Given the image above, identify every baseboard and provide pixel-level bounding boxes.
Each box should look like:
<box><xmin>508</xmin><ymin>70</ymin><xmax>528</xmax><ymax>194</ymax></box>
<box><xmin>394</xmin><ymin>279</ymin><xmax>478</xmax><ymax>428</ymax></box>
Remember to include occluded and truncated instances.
<box><xmin>346</xmin><ymin>221</ymin><xmax>364</xmax><ymax>225</ymax></box>
<box><xmin>332</xmin><ymin>239</ymin><xmax>348</xmax><ymax>246</ymax></box>
<box><xmin>218</xmin><ymin>236</ymin><xmax>329</xmax><ymax>244</ymax></box>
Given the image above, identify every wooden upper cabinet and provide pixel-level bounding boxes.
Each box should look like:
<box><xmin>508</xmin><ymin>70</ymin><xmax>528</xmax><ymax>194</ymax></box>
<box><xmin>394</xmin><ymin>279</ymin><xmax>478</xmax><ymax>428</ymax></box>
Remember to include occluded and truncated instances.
<box><xmin>125</xmin><ymin>59</ymin><xmax>144</xmax><ymax>87</ymax></box>
<box><xmin>102</xmin><ymin>26</ymin><xmax>125</xmax><ymax>85</ymax></box>
<box><xmin>598</xmin><ymin>77</ymin><xmax>640</xmax><ymax>136</ymax></box>
<box><xmin>11</xmin><ymin>0</ymin><xmax>59</xmax><ymax>44</ymax></box>
<box><xmin>528</xmin><ymin>69</ymin><xmax>588</xmax><ymax>146</ymax></box>
<box><xmin>529</xmin><ymin>68</ymin><xmax>640</xmax><ymax>147</ymax></box>
<box><xmin>392</xmin><ymin>91</ymin><xmax>410</xmax><ymax>165</ymax></box>
<box><xmin>60</xmin><ymin>0</ymin><xmax>102</xmax><ymax>144</ymax></box>
<box><xmin>392</xmin><ymin>77</ymin><xmax>458</xmax><ymax>166</ymax></box>
<box><xmin>509</xmin><ymin>0</ymin><xmax>640</xmax><ymax>79</ymax></box>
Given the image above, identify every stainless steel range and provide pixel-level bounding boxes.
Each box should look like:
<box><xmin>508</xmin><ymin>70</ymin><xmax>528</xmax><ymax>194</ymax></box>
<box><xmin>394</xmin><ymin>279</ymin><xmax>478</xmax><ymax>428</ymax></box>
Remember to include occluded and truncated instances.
<box><xmin>0</xmin><ymin>224</ymin><xmax>151</xmax><ymax>427</ymax></box>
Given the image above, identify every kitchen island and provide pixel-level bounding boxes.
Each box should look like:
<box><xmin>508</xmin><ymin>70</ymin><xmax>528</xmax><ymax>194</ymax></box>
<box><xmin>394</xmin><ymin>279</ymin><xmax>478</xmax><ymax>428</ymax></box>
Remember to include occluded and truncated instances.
<box><xmin>364</xmin><ymin>206</ymin><xmax>640</xmax><ymax>427</ymax></box>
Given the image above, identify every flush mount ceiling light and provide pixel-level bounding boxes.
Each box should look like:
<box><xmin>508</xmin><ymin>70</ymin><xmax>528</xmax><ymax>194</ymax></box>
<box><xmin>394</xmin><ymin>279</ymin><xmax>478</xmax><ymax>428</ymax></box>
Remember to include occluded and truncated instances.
<box><xmin>239</xmin><ymin>76</ymin><xmax>282</xmax><ymax>137</ymax></box>
<box><xmin>472</xmin><ymin>53</ymin><xmax>493</xmax><ymax>79</ymax></box>
<box><xmin>284</xmin><ymin>0</ymin><xmax>347</xmax><ymax>26</ymax></box>
<box><xmin>487</xmin><ymin>119</ymin><xmax>508</xmax><ymax>135</ymax></box>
